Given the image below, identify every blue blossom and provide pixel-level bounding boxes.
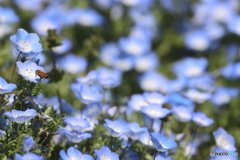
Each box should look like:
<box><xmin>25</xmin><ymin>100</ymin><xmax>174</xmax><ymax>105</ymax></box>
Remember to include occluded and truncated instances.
<box><xmin>4</xmin><ymin>109</ymin><xmax>37</xmax><ymax>124</ymax></box>
<box><xmin>172</xmin><ymin>106</ymin><xmax>193</xmax><ymax>122</ymax></box>
<box><xmin>221</xmin><ymin>62</ymin><xmax>240</xmax><ymax>79</ymax></box>
<box><xmin>0</xmin><ymin>6</ymin><xmax>19</xmax><ymax>24</ymax></box>
<box><xmin>183</xmin><ymin>89</ymin><xmax>212</xmax><ymax>103</ymax></box>
<box><xmin>94</xmin><ymin>146</ymin><xmax>119</xmax><ymax>160</ymax></box>
<box><xmin>134</xmin><ymin>52</ymin><xmax>159</xmax><ymax>72</ymax></box>
<box><xmin>62</xmin><ymin>129</ymin><xmax>92</xmax><ymax>143</ymax></box>
<box><xmin>71</xmin><ymin>83</ymin><xmax>102</xmax><ymax>104</ymax></box>
<box><xmin>130</xmin><ymin>25</ymin><xmax>154</xmax><ymax>41</ymax></box>
<box><xmin>103</xmin><ymin>119</ymin><xmax>130</xmax><ymax>137</ymax></box>
<box><xmin>0</xmin><ymin>77</ymin><xmax>17</xmax><ymax>94</ymax></box>
<box><xmin>143</xmin><ymin>92</ymin><xmax>168</xmax><ymax>105</ymax></box>
<box><xmin>192</xmin><ymin>112</ymin><xmax>214</xmax><ymax>127</ymax></box>
<box><xmin>60</xmin><ymin>146</ymin><xmax>94</xmax><ymax>160</ymax></box>
<box><xmin>141</xmin><ymin>104</ymin><xmax>171</xmax><ymax>119</ymax></box>
<box><xmin>14</xmin><ymin>0</ymin><xmax>44</xmax><ymax>12</ymax></box>
<box><xmin>125</xmin><ymin>122</ymin><xmax>147</xmax><ymax>140</ymax></box>
<box><xmin>228</xmin><ymin>15</ymin><xmax>240</xmax><ymax>35</ymax></box>
<box><xmin>15</xmin><ymin>153</ymin><xmax>44</xmax><ymax>160</ymax></box>
<box><xmin>96</xmin><ymin>67</ymin><xmax>122</xmax><ymax>88</ymax></box>
<box><xmin>172</xmin><ymin>57</ymin><xmax>208</xmax><ymax>77</ymax></box>
<box><xmin>57</xmin><ymin>54</ymin><xmax>87</xmax><ymax>74</ymax></box>
<box><xmin>187</xmin><ymin>74</ymin><xmax>215</xmax><ymax>92</ymax></box>
<box><xmin>64</xmin><ymin>117</ymin><xmax>91</xmax><ymax>132</ymax></box>
<box><xmin>76</xmin><ymin>70</ymin><xmax>99</xmax><ymax>85</ymax></box>
<box><xmin>82</xmin><ymin>103</ymin><xmax>101</xmax><ymax>118</ymax></box>
<box><xmin>168</xmin><ymin>93</ymin><xmax>195</xmax><ymax>110</ymax></box>
<box><xmin>212</xmin><ymin>87</ymin><xmax>239</xmax><ymax>106</ymax></box>
<box><xmin>52</xmin><ymin>38</ymin><xmax>72</xmax><ymax>55</ymax></box>
<box><xmin>213</xmin><ymin>127</ymin><xmax>236</xmax><ymax>152</ymax></box>
<box><xmin>22</xmin><ymin>136</ymin><xmax>35</xmax><ymax>152</ymax></box>
<box><xmin>72</xmin><ymin>8</ymin><xmax>104</xmax><ymax>27</ymax></box>
<box><xmin>94</xmin><ymin>0</ymin><xmax>114</xmax><ymax>9</ymax></box>
<box><xmin>99</xmin><ymin>42</ymin><xmax>121</xmax><ymax>66</ymax></box>
<box><xmin>128</xmin><ymin>94</ymin><xmax>149</xmax><ymax>112</ymax></box>
<box><xmin>10</xmin><ymin>28</ymin><xmax>43</xmax><ymax>59</ymax></box>
<box><xmin>204</xmin><ymin>23</ymin><xmax>225</xmax><ymax>40</ymax></box>
<box><xmin>150</xmin><ymin>133</ymin><xmax>177</xmax><ymax>152</ymax></box>
<box><xmin>118</xmin><ymin>36</ymin><xmax>151</xmax><ymax>56</ymax></box>
<box><xmin>0</xmin><ymin>130</ymin><xmax>6</xmax><ymax>138</ymax></box>
<box><xmin>16</xmin><ymin>60</ymin><xmax>46</xmax><ymax>83</ymax></box>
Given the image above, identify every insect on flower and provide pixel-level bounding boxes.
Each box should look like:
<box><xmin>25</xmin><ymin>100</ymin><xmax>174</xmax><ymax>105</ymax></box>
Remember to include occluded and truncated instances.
<box><xmin>35</xmin><ymin>70</ymin><xmax>48</xmax><ymax>79</ymax></box>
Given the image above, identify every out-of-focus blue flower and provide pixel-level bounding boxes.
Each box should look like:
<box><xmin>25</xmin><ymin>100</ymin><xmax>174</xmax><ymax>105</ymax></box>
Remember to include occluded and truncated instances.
<box><xmin>134</xmin><ymin>52</ymin><xmax>159</xmax><ymax>72</ymax></box>
<box><xmin>0</xmin><ymin>130</ymin><xmax>6</xmax><ymax>138</ymax></box>
<box><xmin>4</xmin><ymin>109</ymin><xmax>37</xmax><ymax>124</ymax></box>
<box><xmin>103</xmin><ymin>119</ymin><xmax>130</xmax><ymax>137</ymax></box>
<box><xmin>122</xmin><ymin>149</ymin><xmax>140</xmax><ymax>160</ymax></box>
<box><xmin>16</xmin><ymin>60</ymin><xmax>46</xmax><ymax>83</ymax></box>
<box><xmin>168</xmin><ymin>77</ymin><xmax>186</xmax><ymax>93</ymax></box>
<box><xmin>60</xmin><ymin>146</ymin><xmax>94</xmax><ymax>160</ymax></box>
<box><xmin>150</xmin><ymin>133</ymin><xmax>177</xmax><ymax>152</ymax></box>
<box><xmin>168</xmin><ymin>93</ymin><xmax>195</xmax><ymax>110</ymax></box>
<box><xmin>155</xmin><ymin>152</ymin><xmax>173</xmax><ymax>160</ymax></box>
<box><xmin>183</xmin><ymin>89</ymin><xmax>212</xmax><ymax>103</ymax></box>
<box><xmin>71</xmin><ymin>83</ymin><xmax>102</xmax><ymax>104</ymax></box>
<box><xmin>76</xmin><ymin>70</ymin><xmax>99</xmax><ymax>85</ymax></box>
<box><xmin>184</xmin><ymin>29</ymin><xmax>211</xmax><ymax>51</ymax></box>
<box><xmin>212</xmin><ymin>87</ymin><xmax>239</xmax><ymax>106</ymax></box>
<box><xmin>139</xmin><ymin>71</ymin><xmax>168</xmax><ymax>92</ymax></box>
<box><xmin>130</xmin><ymin>25</ymin><xmax>154</xmax><ymax>41</ymax></box>
<box><xmin>221</xmin><ymin>62</ymin><xmax>240</xmax><ymax>79</ymax></box>
<box><xmin>64</xmin><ymin>117</ymin><xmax>90</xmax><ymax>132</ymax></box>
<box><xmin>187</xmin><ymin>74</ymin><xmax>215</xmax><ymax>92</ymax></box>
<box><xmin>94</xmin><ymin>146</ymin><xmax>119</xmax><ymax>160</ymax></box>
<box><xmin>193</xmin><ymin>112</ymin><xmax>214</xmax><ymax>127</ymax></box>
<box><xmin>99</xmin><ymin>42</ymin><xmax>121</xmax><ymax>66</ymax></box>
<box><xmin>125</xmin><ymin>122</ymin><xmax>147</xmax><ymax>140</ymax></box>
<box><xmin>52</xmin><ymin>38</ymin><xmax>72</xmax><ymax>55</ymax></box>
<box><xmin>71</xmin><ymin>8</ymin><xmax>104</xmax><ymax>27</ymax></box>
<box><xmin>113</xmin><ymin>55</ymin><xmax>135</xmax><ymax>71</ymax></box>
<box><xmin>172</xmin><ymin>106</ymin><xmax>192</xmax><ymax>122</ymax></box>
<box><xmin>213</xmin><ymin>127</ymin><xmax>236</xmax><ymax>152</ymax></box>
<box><xmin>143</xmin><ymin>92</ymin><xmax>168</xmax><ymax>105</ymax></box>
<box><xmin>204</xmin><ymin>23</ymin><xmax>225</xmax><ymax>40</ymax></box>
<box><xmin>96</xmin><ymin>67</ymin><xmax>122</xmax><ymax>88</ymax></box>
<box><xmin>57</xmin><ymin>54</ymin><xmax>87</xmax><ymax>74</ymax></box>
<box><xmin>22</xmin><ymin>136</ymin><xmax>35</xmax><ymax>152</ymax></box>
<box><xmin>173</xmin><ymin>57</ymin><xmax>208</xmax><ymax>77</ymax></box>
<box><xmin>10</xmin><ymin>28</ymin><xmax>43</xmax><ymax>59</ymax></box>
<box><xmin>0</xmin><ymin>77</ymin><xmax>17</xmax><ymax>94</ymax></box>
<box><xmin>228</xmin><ymin>15</ymin><xmax>240</xmax><ymax>36</ymax></box>
<box><xmin>82</xmin><ymin>102</ymin><xmax>102</xmax><ymax>119</ymax></box>
<box><xmin>15</xmin><ymin>153</ymin><xmax>44</xmax><ymax>160</ymax></box>
<box><xmin>0</xmin><ymin>6</ymin><xmax>19</xmax><ymax>24</ymax></box>
<box><xmin>141</xmin><ymin>104</ymin><xmax>171</xmax><ymax>119</ymax></box>
<box><xmin>118</xmin><ymin>36</ymin><xmax>150</xmax><ymax>56</ymax></box>
<box><xmin>13</xmin><ymin>0</ymin><xmax>45</xmax><ymax>12</ymax></box>
<box><xmin>128</xmin><ymin>94</ymin><xmax>149</xmax><ymax>111</ymax></box>
<box><xmin>62</xmin><ymin>129</ymin><xmax>92</xmax><ymax>143</ymax></box>
<box><xmin>94</xmin><ymin>0</ymin><xmax>114</xmax><ymax>8</ymax></box>
<box><xmin>110</xmin><ymin>4</ymin><xmax>124</xmax><ymax>20</ymax></box>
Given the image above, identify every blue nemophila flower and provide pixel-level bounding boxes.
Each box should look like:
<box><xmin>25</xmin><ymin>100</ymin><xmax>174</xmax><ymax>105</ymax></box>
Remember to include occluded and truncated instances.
<box><xmin>71</xmin><ymin>83</ymin><xmax>102</xmax><ymax>104</ymax></box>
<box><xmin>22</xmin><ymin>136</ymin><xmax>35</xmax><ymax>152</ymax></box>
<box><xmin>119</xmin><ymin>36</ymin><xmax>151</xmax><ymax>56</ymax></box>
<box><xmin>57</xmin><ymin>54</ymin><xmax>87</xmax><ymax>74</ymax></box>
<box><xmin>128</xmin><ymin>94</ymin><xmax>149</xmax><ymax>111</ymax></box>
<box><xmin>143</xmin><ymin>92</ymin><xmax>168</xmax><ymax>105</ymax></box>
<box><xmin>71</xmin><ymin>8</ymin><xmax>104</xmax><ymax>27</ymax></box>
<box><xmin>0</xmin><ymin>77</ymin><xmax>17</xmax><ymax>94</ymax></box>
<box><xmin>64</xmin><ymin>117</ymin><xmax>91</xmax><ymax>132</ymax></box>
<box><xmin>141</xmin><ymin>104</ymin><xmax>171</xmax><ymax>119</ymax></box>
<box><xmin>4</xmin><ymin>109</ymin><xmax>37</xmax><ymax>124</ymax></box>
<box><xmin>221</xmin><ymin>62</ymin><xmax>240</xmax><ymax>80</ymax></box>
<box><xmin>212</xmin><ymin>87</ymin><xmax>239</xmax><ymax>106</ymax></box>
<box><xmin>62</xmin><ymin>129</ymin><xmax>92</xmax><ymax>143</ymax></box>
<box><xmin>76</xmin><ymin>70</ymin><xmax>99</xmax><ymax>85</ymax></box>
<box><xmin>125</xmin><ymin>122</ymin><xmax>147</xmax><ymax>140</ymax></box>
<box><xmin>99</xmin><ymin>42</ymin><xmax>121</xmax><ymax>66</ymax></box>
<box><xmin>187</xmin><ymin>74</ymin><xmax>215</xmax><ymax>92</ymax></box>
<box><xmin>16</xmin><ymin>60</ymin><xmax>46</xmax><ymax>83</ymax></box>
<box><xmin>103</xmin><ymin>119</ymin><xmax>130</xmax><ymax>137</ymax></box>
<box><xmin>52</xmin><ymin>38</ymin><xmax>72</xmax><ymax>55</ymax></box>
<box><xmin>134</xmin><ymin>53</ymin><xmax>159</xmax><ymax>72</ymax></box>
<box><xmin>15</xmin><ymin>153</ymin><xmax>44</xmax><ymax>160</ymax></box>
<box><xmin>96</xmin><ymin>67</ymin><xmax>122</xmax><ymax>88</ymax></box>
<box><xmin>172</xmin><ymin>57</ymin><xmax>208</xmax><ymax>77</ymax></box>
<box><xmin>0</xmin><ymin>6</ymin><xmax>19</xmax><ymax>24</ymax></box>
<box><xmin>168</xmin><ymin>93</ymin><xmax>195</xmax><ymax>110</ymax></box>
<box><xmin>60</xmin><ymin>146</ymin><xmax>94</xmax><ymax>160</ymax></box>
<box><xmin>0</xmin><ymin>130</ymin><xmax>6</xmax><ymax>138</ymax></box>
<box><xmin>94</xmin><ymin>146</ymin><xmax>119</xmax><ymax>160</ymax></box>
<box><xmin>172</xmin><ymin>106</ymin><xmax>193</xmax><ymax>122</ymax></box>
<box><xmin>10</xmin><ymin>28</ymin><xmax>43</xmax><ymax>59</ymax></box>
<box><xmin>150</xmin><ymin>133</ymin><xmax>177</xmax><ymax>152</ymax></box>
<box><xmin>183</xmin><ymin>89</ymin><xmax>212</xmax><ymax>103</ymax></box>
<box><xmin>213</xmin><ymin>127</ymin><xmax>236</xmax><ymax>152</ymax></box>
<box><xmin>192</xmin><ymin>112</ymin><xmax>214</xmax><ymax>127</ymax></box>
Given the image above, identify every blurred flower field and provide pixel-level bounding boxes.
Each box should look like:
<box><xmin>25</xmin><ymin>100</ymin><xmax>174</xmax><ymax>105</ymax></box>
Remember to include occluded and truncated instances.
<box><xmin>0</xmin><ymin>0</ymin><xmax>240</xmax><ymax>160</ymax></box>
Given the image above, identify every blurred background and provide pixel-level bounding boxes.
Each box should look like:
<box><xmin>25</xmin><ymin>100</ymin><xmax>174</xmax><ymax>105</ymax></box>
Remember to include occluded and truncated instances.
<box><xmin>0</xmin><ymin>0</ymin><xmax>240</xmax><ymax>159</ymax></box>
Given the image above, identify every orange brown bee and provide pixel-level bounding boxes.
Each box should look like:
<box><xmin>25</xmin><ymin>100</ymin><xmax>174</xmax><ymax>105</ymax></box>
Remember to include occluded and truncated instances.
<box><xmin>35</xmin><ymin>70</ymin><xmax>48</xmax><ymax>79</ymax></box>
